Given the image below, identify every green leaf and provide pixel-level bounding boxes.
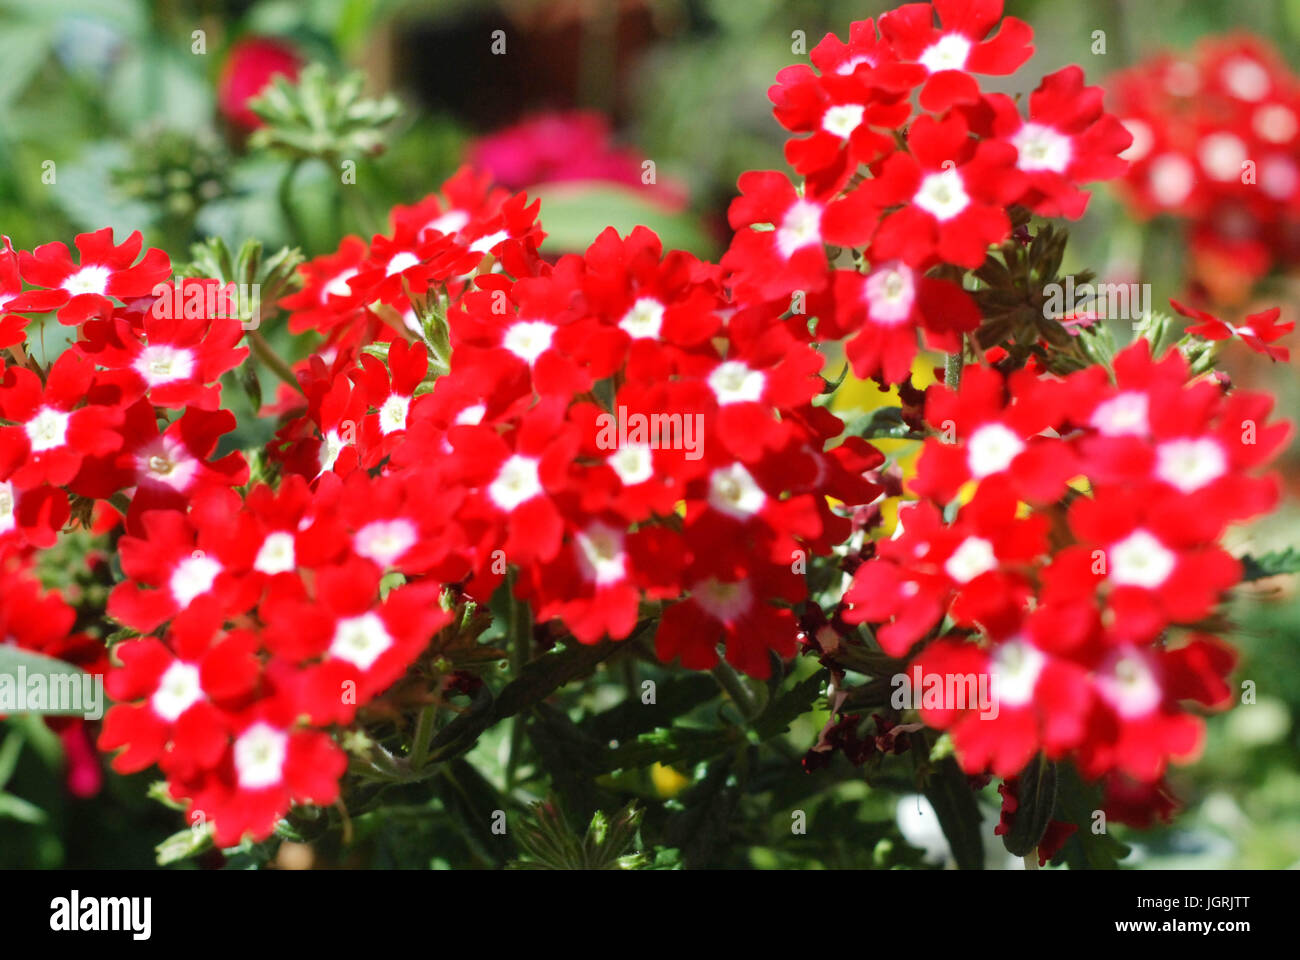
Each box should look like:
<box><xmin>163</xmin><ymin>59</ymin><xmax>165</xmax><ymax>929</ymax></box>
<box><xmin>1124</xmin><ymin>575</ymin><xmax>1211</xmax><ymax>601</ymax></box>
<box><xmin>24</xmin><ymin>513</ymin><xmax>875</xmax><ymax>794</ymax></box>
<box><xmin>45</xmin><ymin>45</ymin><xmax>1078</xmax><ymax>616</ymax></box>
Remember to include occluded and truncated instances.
<box><xmin>1054</xmin><ymin>762</ymin><xmax>1130</xmax><ymax>869</ymax></box>
<box><xmin>841</xmin><ymin>406</ymin><xmax>925</xmax><ymax>441</ymax></box>
<box><xmin>0</xmin><ymin>23</ymin><xmax>53</xmax><ymax>114</ymax></box>
<box><xmin>999</xmin><ymin>754</ymin><xmax>1057</xmax><ymax>858</ymax></box>
<box><xmin>0</xmin><ymin>647</ymin><xmax>93</xmax><ymax>716</ymax></box>
<box><xmin>155</xmin><ymin>823</ymin><xmax>214</xmax><ymax>866</ymax></box>
<box><xmin>0</xmin><ymin>790</ymin><xmax>46</xmax><ymax>825</ymax></box>
<box><xmin>1240</xmin><ymin>548</ymin><xmax>1300</xmax><ymax>581</ymax></box>
<box><xmin>528</xmin><ymin>182</ymin><xmax>712</xmax><ymax>257</ymax></box>
<box><xmin>919</xmin><ymin>749</ymin><xmax>984</xmax><ymax>870</ymax></box>
<box><xmin>753</xmin><ymin>671</ymin><xmax>825</xmax><ymax>740</ymax></box>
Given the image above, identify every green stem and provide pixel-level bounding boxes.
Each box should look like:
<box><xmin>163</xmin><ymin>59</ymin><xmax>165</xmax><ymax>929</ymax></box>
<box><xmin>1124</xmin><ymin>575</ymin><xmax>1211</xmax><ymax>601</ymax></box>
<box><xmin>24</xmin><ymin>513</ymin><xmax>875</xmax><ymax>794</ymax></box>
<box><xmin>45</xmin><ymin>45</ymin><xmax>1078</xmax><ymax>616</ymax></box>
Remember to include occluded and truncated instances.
<box><xmin>504</xmin><ymin>580</ymin><xmax>532</xmax><ymax>792</ymax></box>
<box><xmin>248</xmin><ymin>330</ymin><xmax>304</xmax><ymax>395</ymax></box>
<box><xmin>277</xmin><ymin>159</ymin><xmax>306</xmax><ymax>247</ymax></box>
<box><xmin>711</xmin><ymin>661</ymin><xmax>761</xmax><ymax>723</ymax></box>
<box><xmin>409</xmin><ymin>704</ymin><xmax>437</xmax><ymax>772</ymax></box>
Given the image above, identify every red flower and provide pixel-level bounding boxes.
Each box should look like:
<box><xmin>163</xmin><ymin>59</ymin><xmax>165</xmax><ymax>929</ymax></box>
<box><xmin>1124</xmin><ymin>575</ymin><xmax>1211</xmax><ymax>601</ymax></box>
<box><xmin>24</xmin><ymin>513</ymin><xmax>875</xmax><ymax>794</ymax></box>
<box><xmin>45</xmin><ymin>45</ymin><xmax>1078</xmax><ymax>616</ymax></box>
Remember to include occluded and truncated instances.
<box><xmin>1171</xmin><ymin>299</ymin><xmax>1293</xmax><ymax>361</ymax></box>
<box><xmin>723</xmin><ymin>171</ymin><xmax>877</xmax><ymax>301</ymax></box>
<box><xmin>769</xmin><ymin>63</ymin><xmax>913</xmax><ymax>194</ymax></box>
<box><xmin>177</xmin><ymin>695</ymin><xmax>346</xmax><ymax>849</ymax></box>
<box><xmin>910</xmin><ymin>363</ymin><xmax>1079</xmax><ymax>505</ymax></box>
<box><xmin>866</xmin><ymin>113</ymin><xmax>1025</xmax><ymax>268</ymax></box>
<box><xmin>984</xmin><ymin>66</ymin><xmax>1133</xmax><ymax>219</ymax></box>
<box><xmin>829</xmin><ymin>262</ymin><xmax>980</xmax><ymax>384</ymax></box>
<box><xmin>218</xmin><ymin>37</ymin><xmax>301</xmax><ymax>131</ymax></box>
<box><xmin>1</xmin><ymin>236</ymin><xmax>68</xmax><ymax>347</ymax></box>
<box><xmin>99</xmin><ymin>614</ymin><xmax>260</xmax><ymax>778</ymax></box>
<box><xmin>0</xmin><ymin>351</ymin><xmax>122</xmax><ymax>489</ymax></box>
<box><xmin>72</xmin><ymin>402</ymin><xmax>249</xmax><ymax>530</ymax></box>
<box><xmin>655</xmin><ymin>561</ymin><xmax>805</xmax><ymax>679</ymax></box>
<box><xmin>261</xmin><ymin>556</ymin><xmax>451</xmax><ymax>724</ymax></box>
<box><xmin>842</xmin><ymin>478</ymin><xmax>1046</xmax><ymax>656</ymax></box>
<box><xmin>77</xmin><ymin>291</ymin><xmax>249</xmax><ymax>410</ymax></box>
<box><xmin>18</xmin><ymin>228</ymin><xmax>170</xmax><ymax>326</ymax></box>
<box><xmin>879</xmin><ymin>0</ymin><xmax>1034</xmax><ymax>112</ymax></box>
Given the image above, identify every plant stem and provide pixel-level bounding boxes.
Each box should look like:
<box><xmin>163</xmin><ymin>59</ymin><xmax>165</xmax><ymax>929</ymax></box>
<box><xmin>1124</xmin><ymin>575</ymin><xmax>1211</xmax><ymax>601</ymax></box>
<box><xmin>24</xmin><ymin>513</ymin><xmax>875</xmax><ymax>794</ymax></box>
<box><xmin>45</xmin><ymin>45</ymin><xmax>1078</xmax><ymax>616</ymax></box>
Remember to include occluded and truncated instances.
<box><xmin>711</xmin><ymin>661</ymin><xmax>761</xmax><ymax>723</ymax></box>
<box><xmin>248</xmin><ymin>330</ymin><xmax>304</xmax><ymax>395</ymax></box>
<box><xmin>409</xmin><ymin>704</ymin><xmax>437</xmax><ymax>772</ymax></box>
<box><xmin>504</xmin><ymin>580</ymin><xmax>531</xmax><ymax>792</ymax></box>
<box><xmin>277</xmin><ymin>159</ymin><xmax>306</xmax><ymax>247</ymax></box>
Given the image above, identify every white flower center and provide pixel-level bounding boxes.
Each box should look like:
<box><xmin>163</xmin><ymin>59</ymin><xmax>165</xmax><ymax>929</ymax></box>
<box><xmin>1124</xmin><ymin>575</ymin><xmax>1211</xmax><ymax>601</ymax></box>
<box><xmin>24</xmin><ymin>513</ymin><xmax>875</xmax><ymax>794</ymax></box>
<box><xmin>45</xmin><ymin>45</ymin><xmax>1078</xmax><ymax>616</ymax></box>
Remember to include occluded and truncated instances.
<box><xmin>0</xmin><ymin>481</ymin><xmax>14</xmax><ymax>534</ymax></box>
<box><xmin>944</xmin><ymin>536</ymin><xmax>998</xmax><ymax>584</ymax></box>
<box><xmin>708</xmin><ymin>360</ymin><xmax>765</xmax><ymax>405</ymax></box>
<box><xmin>1254</xmin><ymin>104</ymin><xmax>1297</xmax><ymax>143</ymax></box>
<box><xmin>1149</xmin><ymin>154</ymin><xmax>1195</xmax><ymax>206</ymax></box>
<box><xmin>489</xmin><ymin>455</ymin><xmax>542</xmax><ymax>511</ymax></box>
<box><xmin>254</xmin><ymin>531</ymin><xmax>297</xmax><ymax>575</ymax></box>
<box><xmin>169</xmin><ymin>554</ymin><xmax>222</xmax><ymax>607</ymax></box>
<box><xmin>134</xmin><ymin>344</ymin><xmax>196</xmax><ymax>387</ymax></box>
<box><xmin>775</xmin><ymin>200</ymin><xmax>823</xmax><ymax>258</ymax></box>
<box><xmin>608</xmin><ymin>443</ymin><xmax>654</xmax><ymax>486</ymax></box>
<box><xmin>707</xmin><ymin>462</ymin><xmax>767</xmax><ymax>519</ymax></box>
<box><xmin>330</xmin><ymin>611</ymin><xmax>394</xmax><ymax>670</ymax></box>
<box><xmin>965</xmin><ymin>423</ymin><xmax>1025</xmax><ymax>478</ymax></box>
<box><xmin>318</xmin><ymin>429</ymin><xmax>346</xmax><ymax>475</ymax></box>
<box><xmin>990</xmin><ymin>639</ymin><xmax>1045</xmax><ymax>708</ymax></box>
<box><xmin>1012</xmin><ymin>123</ymin><xmax>1074</xmax><ymax>173</ymax></box>
<box><xmin>822</xmin><ymin>103</ymin><xmax>866</xmax><ymax>139</ymax></box>
<box><xmin>1198</xmin><ymin>132</ymin><xmax>1248</xmax><ymax>181</ymax></box>
<box><xmin>1118</xmin><ymin>118</ymin><xmax>1153</xmax><ymax>163</ymax></box>
<box><xmin>385</xmin><ymin>251</ymin><xmax>420</xmax><ymax>276</ymax></box>
<box><xmin>619</xmin><ymin>297</ymin><xmax>665</xmax><ymax>339</ymax></box>
<box><xmin>25</xmin><ymin>407</ymin><xmax>70</xmax><ymax>453</ymax></box>
<box><xmin>574</xmin><ymin>522</ymin><xmax>627</xmax><ymax>586</ymax></box>
<box><xmin>1222</xmin><ymin>56</ymin><xmax>1270</xmax><ymax>102</ymax></box>
<box><xmin>379</xmin><ymin>394</ymin><xmax>411</xmax><ymax>435</ymax></box>
<box><xmin>470</xmin><ymin>230</ymin><xmax>509</xmax><ymax>254</ymax></box>
<box><xmin>864</xmin><ymin>262</ymin><xmax>915</xmax><ymax>324</ymax></box>
<box><xmin>1090</xmin><ymin>391</ymin><xmax>1149</xmax><ymax>437</ymax></box>
<box><xmin>1095</xmin><ymin>651</ymin><xmax>1163</xmax><ymax>718</ymax></box>
<box><xmin>913</xmin><ymin>168</ymin><xmax>970</xmax><ymax>221</ymax></box>
<box><xmin>1260</xmin><ymin>156</ymin><xmax>1299</xmax><ymax>200</ymax></box>
<box><xmin>1107</xmin><ymin>528</ymin><xmax>1176</xmax><ymax>589</ymax></box>
<box><xmin>354</xmin><ymin>518</ymin><xmax>417</xmax><ymax>568</ymax></box>
<box><xmin>422</xmin><ymin>209</ymin><xmax>470</xmax><ymax>239</ymax></box>
<box><xmin>692</xmin><ymin>577</ymin><xmax>753</xmax><ymax>623</ymax></box>
<box><xmin>1155</xmin><ymin>438</ymin><xmax>1227</xmax><ymax>493</ymax></box>
<box><xmin>137</xmin><ymin>436</ymin><xmax>199</xmax><ymax>492</ymax></box>
<box><xmin>835</xmin><ymin>55</ymin><xmax>874</xmax><ymax>76</ymax></box>
<box><xmin>918</xmin><ymin>33</ymin><xmax>972</xmax><ymax>73</ymax></box>
<box><xmin>322</xmin><ymin>268</ymin><xmax>358</xmax><ymax>301</ymax></box>
<box><xmin>151</xmin><ymin>661</ymin><xmax>204</xmax><ymax>722</ymax></box>
<box><xmin>234</xmin><ymin>723</ymin><xmax>288</xmax><ymax>790</ymax></box>
<box><xmin>63</xmin><ymin>265</ymin><xmax>111</xmax><ymax>297</ymax></box>
<box><xmin>455</xmin><ymin>403</ymin><xmax>486</xmax><ymax>426</ymax></box>
<box><xmin>503</xmin><ymin>320</ymin><xmax>555</xmax><ymax>365</ymax></box>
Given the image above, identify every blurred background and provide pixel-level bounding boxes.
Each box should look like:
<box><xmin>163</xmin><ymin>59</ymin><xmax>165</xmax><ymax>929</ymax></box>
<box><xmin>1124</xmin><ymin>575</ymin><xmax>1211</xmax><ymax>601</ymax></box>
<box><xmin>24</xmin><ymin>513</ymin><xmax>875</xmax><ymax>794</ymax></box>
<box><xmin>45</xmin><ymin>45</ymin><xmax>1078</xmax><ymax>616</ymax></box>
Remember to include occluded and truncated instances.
<box><xmin>1</xmin><ymin>0</ymin><xmax>1299</xmax><ymax>868</ymax></box>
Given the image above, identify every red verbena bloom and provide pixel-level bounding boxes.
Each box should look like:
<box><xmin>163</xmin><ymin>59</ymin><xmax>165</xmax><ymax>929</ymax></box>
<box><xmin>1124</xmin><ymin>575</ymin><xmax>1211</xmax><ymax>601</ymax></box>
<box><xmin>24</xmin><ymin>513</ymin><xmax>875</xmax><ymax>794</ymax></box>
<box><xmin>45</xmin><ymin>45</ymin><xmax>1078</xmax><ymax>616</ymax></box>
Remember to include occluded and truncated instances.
<box><xmin>878</xmin><ymin>0</ymin><xmax>1034</xmax><ymax>112</ymax></box>
<box><xmin>866</xmin><ymin>112</ymin><xmax>1026</xmax><ymax>268</ymax></box>
<box><xmin>18</xmin><ymin>228</ymin><xmax>170</xmax><ymax>326</ymax></box>
<box><xmin>1171</xmin><ymin>299</ymin><xmax>1293</xmax><ymax>361</ymax></box>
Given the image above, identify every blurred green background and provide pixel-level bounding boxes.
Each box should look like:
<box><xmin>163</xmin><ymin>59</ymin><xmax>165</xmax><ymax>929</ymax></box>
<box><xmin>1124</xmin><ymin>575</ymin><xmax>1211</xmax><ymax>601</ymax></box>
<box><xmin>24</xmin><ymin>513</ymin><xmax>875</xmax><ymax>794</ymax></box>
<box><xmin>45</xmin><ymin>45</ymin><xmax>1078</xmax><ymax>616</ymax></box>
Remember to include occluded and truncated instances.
<box><xmin>1</xmin><ymin>0</ymin><xmax>1298</xmax><ymax>869</ymax></box>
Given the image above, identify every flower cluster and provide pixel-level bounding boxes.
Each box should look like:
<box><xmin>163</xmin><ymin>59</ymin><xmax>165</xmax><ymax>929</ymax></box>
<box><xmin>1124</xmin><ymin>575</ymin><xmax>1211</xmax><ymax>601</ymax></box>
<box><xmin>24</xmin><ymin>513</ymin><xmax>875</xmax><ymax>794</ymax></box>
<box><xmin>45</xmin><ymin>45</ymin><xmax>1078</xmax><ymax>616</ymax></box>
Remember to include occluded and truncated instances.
<box><xmin>842</xmin><ymin>339</ymin><xmax>1288</xmax><ymax>790</ymax></box>
<box><xmin>1109</xmin><ymin>35</ymin><xmax>1300</xmax><ymax>297</ymax></box>
<box><xmin>0</xmin><ymin>0</ymin><xmax>1289</xmax><ymax>853</ymax></box>
<box><xmin>744</xmin><ymin>1</ymin><xmax>1130</xmax><ymax>384</ymax></box>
